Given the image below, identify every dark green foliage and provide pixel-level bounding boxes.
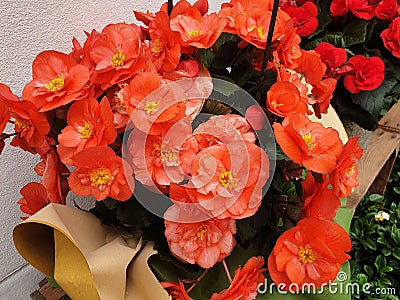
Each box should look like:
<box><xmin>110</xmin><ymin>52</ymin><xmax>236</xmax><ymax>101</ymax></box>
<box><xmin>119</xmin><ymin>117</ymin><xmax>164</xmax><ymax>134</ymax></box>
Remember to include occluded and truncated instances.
<box><xmin>350</xmin><ymin>155</ymin><xmax>400</xmax><ymax>300</ymax></box>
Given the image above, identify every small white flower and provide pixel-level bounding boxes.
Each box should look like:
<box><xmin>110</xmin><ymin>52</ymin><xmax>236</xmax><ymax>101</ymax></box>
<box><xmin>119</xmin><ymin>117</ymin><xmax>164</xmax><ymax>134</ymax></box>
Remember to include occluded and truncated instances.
<box><xmin>374</xmin><ymin>211</ymin><xmax>390</xmax><ymax>222</ymax></box>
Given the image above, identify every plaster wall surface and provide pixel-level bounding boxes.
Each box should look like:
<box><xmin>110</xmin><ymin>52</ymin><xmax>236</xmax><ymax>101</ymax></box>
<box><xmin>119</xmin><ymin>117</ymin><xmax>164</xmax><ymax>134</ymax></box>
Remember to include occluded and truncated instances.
<box><xmin>0</xmin><ymin>0</ymin><xmax>223</xmax><ymax>298</ymax></box>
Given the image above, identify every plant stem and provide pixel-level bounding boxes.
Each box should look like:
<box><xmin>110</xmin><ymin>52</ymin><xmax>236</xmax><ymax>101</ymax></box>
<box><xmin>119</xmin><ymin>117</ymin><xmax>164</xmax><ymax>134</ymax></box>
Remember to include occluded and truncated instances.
<box><xmin>222</xmin><ymin>259</ymin><xmax>233</xmax><ymax>283</ymax></box>
<box><xmin>0</xmin><ymin>132</ymin><xmax>19</xmax><ymax>140</ymax></box>
<box><xmin>255</xmin><ymin>0</ymin><xmax>280</xmax><ymax>104</ymax></box>
<box><xmin>186</xmin><ymin>269</ymin><xmax>209</xmax><ymax>294</ymax></box>
<box><xmin>168</xmin><ymin>0</ymin><xmax>173</xmax><ymax>16</ymax></box>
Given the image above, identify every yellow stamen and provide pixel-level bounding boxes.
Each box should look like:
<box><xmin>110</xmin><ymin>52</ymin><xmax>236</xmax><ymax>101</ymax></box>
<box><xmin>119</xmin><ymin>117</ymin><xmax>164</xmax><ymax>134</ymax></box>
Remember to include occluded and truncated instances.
<box><xmin>45</xmin><ymin>75</ymin><xmax>64</xmax><ymax>92</ymax></box>
<box><xmin>114</xmin><ymin>87</ymin><xmax>128</xmax><ymax>115</ymax></box>
<box><xmin>88</xmin><ymin>168</ymin><xmax>114</xmax><ymax>187</ymax></box>
<box><xmin>161</xmin><ymin>148</ymin><xmax>177</xmax><ymax>163</ymax></box>
<box><xmin>151</xmin><ymin>37</ymin><xmax>164</xmax><ymax>55</ymax></box>
<box><xmin>196</xmin><ymin>226</ymin><xmax>207</xmax><ymax>240</ymax></box>
<box><xmin>345</xmin><ymin>166</ymin><xmax>355</xmax><ymax>177</ymax></box>
<box><xmin>14</xmin><ymin>118</ymin><xmax>29</xmax><ymax>129</ymax></box>
<box><xmin>111</xmin><ymin>48</ymin><xmax>126</xmax><ymax>67</ymax></box>
<box><xmin>249</xmin><ymin>25</ymin><xmax>265</xmax><ymax>39</ymax></box>
<box><xmin>302</xmin><ymin>132</ymin><xmax>314</xmax><ymax>148</ymax></box>
<box><xmin>188</xmin><ymin>29</ymin><xmax>202</xmax><ymax>38</ymax></box>
<box><xmin>298</xmin><ymin>245</ymin><xmax>317</xmax><ymax>264</ymax></box>
<box><xmin>257</xmin><ymin>27</ymin><xmax>265</xmax><ymax>39</ymax></box>
<box><xmin>144</xmin><ymin>101</ymin><xmax>159</xmax><ymax>115</ymax></box>
<box><xmin>219</xmin><ymin>170</ymin><xmax>239</xmax><ymax>190</ymax></box>
<box><xmin>272</xmin><ymin>101</ymin><xmax>285</xmax><ymax>109</ymax></box>
<box><xmin>78</xmin><ymin>122</ymin><xmax>94</xmax><ymax>139</ymax></box>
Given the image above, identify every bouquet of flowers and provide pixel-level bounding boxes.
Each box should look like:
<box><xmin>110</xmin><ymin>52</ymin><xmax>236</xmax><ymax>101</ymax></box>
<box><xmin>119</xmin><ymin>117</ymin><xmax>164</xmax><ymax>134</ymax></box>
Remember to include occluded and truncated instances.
<box><xmin>1</xmin><ymin>0</ymin><xmax>399</xmax><ymax>298</ymax></box>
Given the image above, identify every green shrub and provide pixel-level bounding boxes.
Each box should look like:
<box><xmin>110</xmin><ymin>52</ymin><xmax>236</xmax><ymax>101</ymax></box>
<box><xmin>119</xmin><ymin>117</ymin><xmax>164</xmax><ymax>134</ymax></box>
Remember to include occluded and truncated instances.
<box><xmin>350</xmin><ymin>155</ymin><xmax>400</xmax><ymax>300</ymax></box>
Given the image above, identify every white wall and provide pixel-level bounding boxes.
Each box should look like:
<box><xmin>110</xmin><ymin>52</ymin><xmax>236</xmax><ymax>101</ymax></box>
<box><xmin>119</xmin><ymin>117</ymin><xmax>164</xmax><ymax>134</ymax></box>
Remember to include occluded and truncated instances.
<box><xmin>0</xmin><ymin>0</ymin><xmax>223</xmax><ymax>298</ymax></box>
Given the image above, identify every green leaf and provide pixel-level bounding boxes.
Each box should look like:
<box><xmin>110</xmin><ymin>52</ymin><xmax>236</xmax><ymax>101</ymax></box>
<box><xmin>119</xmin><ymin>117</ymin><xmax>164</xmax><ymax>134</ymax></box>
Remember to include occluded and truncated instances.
<box><xmin>343</xmin><ymin>20</ymin><xmax>368</xmax><ymax>47</ymax></box>
<box><xmin>103</xmin><ymin>198</ymin><xmax>117</xmax><ymax>210</ymax></box>
<box><xmin>116</xmin><ymin>196</ymin><xmax>154</xmax><ymax>227</ymax></box>
<box><xmin>375</xmin><ymin>255</ymin><xmax>387</xmax><ymax>269</ymax></box>
<box><xmin>189</xmin><ymin>245</ymin><xmax>261</xmax><ymax>299</ymax></box>
<box><xmin>355</xmin><ymin>273</ymin><xmax>368</xmax><ymax>284</ymax></box>
<box><xmin>148</xmin><ymin>254</ymin><xmax>202</xmax><ymax>283</ymax></box>
<box><xmin>230</xmin><ymin>61</ymin><xmax>261</xmax><ymax>87</ymax></box>
<box><xmin>351</xmin><ymin>73</ymin><xmax>397</xmax><ymax>118</ymax></box>
<box><xmin>281</xmin><ymin>182</ymin><xmax>297</xmax><ymax>195</ymax></box>
<box><xmin>363</xmin><ymin>238</ymin><xmax>377</xmax><ymax>250</ymax></box>
<box><xmin>211</xmin><ymin>40</ymin><xmax>242</xmax><ymax>69</ymax></box>
<box><xmin>381</xmin><ymin>248</ymin><xmax>391</xmax><ymax>256</ymax></box>
<box><xmin>334</xmin><ymin>207</ymin><xmax>354</xmax><ymax>233</ymax></box>
<box><xmin>369</xmin><ymin>194</ymin><xmax>385</xmax><ymax>202</ymax></box>
<box><xmin>201</xmin><ymin>99</ymin><xmax>232</xmax><ymax>115</ymax></box>
<box><xmin>200</xmin><ymin>49</ymin><xmax>215</xmax><ymax>69</ymax></box>
<box><xmin>212</xmin><ymin>75</ymin><xmax>241</xmax><ymax>97</ymax></box>
<box><xmin>46</xmin><ymin>276</ymin><xmax>61</xmax><ymax>289</ymax></box>
<box><xmin>306</xmin><ymin>33</ymin><xmax>345</xmax><ymax>50</ymax></box>
<box><xmin>364</xmin><ymin>265</ymin><xmax>374</xmax><ymax>277</ymax></box>
<box><xmin>236</xmin><ymin>202</ymin><xmax>270</xmax><ymax>242</ymax></box>
<box><xmin>381</xmin><ymin>266</ymin><xmax>393</xmax><ymax>273</ymax></box>
<box><xmin>308</xmin><ymin>5</ymin><xmax>332</xmax><ymax>38</ymax></box>
<box><xmin>377</xmin><ymin>237</ymin><xmax>386</xmax><ymax>244</ymax></box>
<box><xmin>214</xmin><ymin>33</ymin><xmax>236</xmax><ymax>50</ymax></box>
<box><xmin>380</xmin><ymin>277</ymin><xmax>392</xmax><ymax>286</ymax></box>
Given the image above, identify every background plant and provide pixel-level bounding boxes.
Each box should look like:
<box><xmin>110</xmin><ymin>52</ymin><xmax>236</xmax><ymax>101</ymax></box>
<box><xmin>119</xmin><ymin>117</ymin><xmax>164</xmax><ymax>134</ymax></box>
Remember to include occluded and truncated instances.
<box><xmin>350</xmin><ymin>155</ymin><xmax>400</xmax><ymax>300</ymax></box>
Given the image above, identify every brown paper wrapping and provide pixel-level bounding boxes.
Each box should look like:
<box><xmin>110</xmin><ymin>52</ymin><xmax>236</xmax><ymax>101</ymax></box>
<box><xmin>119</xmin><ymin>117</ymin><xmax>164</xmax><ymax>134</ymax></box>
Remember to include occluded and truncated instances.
<box><xmin>13</xmin><ymin>203</ymin><xmax>169</xmax><ymax>300</ymax></box>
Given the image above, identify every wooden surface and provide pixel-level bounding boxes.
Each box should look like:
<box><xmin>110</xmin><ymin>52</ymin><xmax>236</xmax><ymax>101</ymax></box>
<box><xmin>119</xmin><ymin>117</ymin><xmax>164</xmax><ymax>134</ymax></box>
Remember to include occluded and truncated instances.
<box><xmin>30</xmin><ymin>279</ymin><xmax>69</xmax><ymax>300</ymax></box>
<box><xmin>347</xmin><ymin>101</ymin><xmax>400</xmax><ymax>210</ymax></box>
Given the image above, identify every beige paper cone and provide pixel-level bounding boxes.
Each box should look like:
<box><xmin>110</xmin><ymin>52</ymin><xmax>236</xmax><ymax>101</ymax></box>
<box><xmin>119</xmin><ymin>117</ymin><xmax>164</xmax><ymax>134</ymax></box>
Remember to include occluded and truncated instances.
<box><xmin>13</xmin><ymin>203</ymin><xmax>169</xmax><ymax>300</ymax></box>
<box><xmin>309</xmin><ymin>105</ymin><xmax>349</xmax><ymax>144</ymax></box>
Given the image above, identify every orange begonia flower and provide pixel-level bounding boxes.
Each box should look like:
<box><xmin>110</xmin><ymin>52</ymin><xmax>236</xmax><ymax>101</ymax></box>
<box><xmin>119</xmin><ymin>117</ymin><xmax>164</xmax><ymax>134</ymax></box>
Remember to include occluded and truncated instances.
<box><xmin>194</xmin><ymin>114</ymin><xmax>256</xmax><ymax>151</ymax></box>
<box><xmin>170</xmin><ymin>0</ymin><xmax>227</xmax><ymax>53</ymax></box>
<box><xmin>276</xmin><ymin>30</ymin><xmax>303</xmax><ymax>69</ymax></box>
<box><xmin>266</xmin><ymin>81</ymin><xmax>309</xmax><ymax>117</ymax></box>
<box><xmin>57</xmin><ymin>97</ymin><xmax>117</xmax><ymax>165</ymax></box>
<box><xmin>294</xmin><ymin>50</ymin><xmax>337</xmax><ymax>117</ymax></box>
<box><xmin>90</xmin><ymin>23</ymin><xmax>145</xmax><ymax>89</ymax></box>
<box><xmin>268</xmin><ymin>217</ymin><xmax>351</xmax><ymax>290</ymax></box>
<box><xmin>69</xmin><ymin>29</ymin><xmax>101</xmax><ymax>72</ymax></box>
<box><xmin>210</xmin><ymin>257</ymin><xmax>266</xmax><ymax>300</ymax></box>
<box><xmin>0</xmin><ymin>83</ymin><xmax>18</xmax><ymax>133</ymax></box>
<box><xmin>22</xmin><ymin>50</ymin><xmax>90</xmax><ymax>112</ymax></box>
<box><xmin>126</xmin><ymin>72</ymin><xmax>207</xmax><ymax>136</ymax></box>
<box><xmin>301</xmin><ymin>171</ymin><xmax>341</xmax><ymax>220</ymax></box>
<box><xmin>7</xmin><ymin>99</ymin><xmax>50</xmax><ymax>148</ymax></box>
<box><xmin>124</xmin><ymin>71</ymin><xmax>187</xmax><ymax>136</ymax></box>
<box><xmin>187</xmin><ymin>141</ymin><xmax>269</xmax><ymax>219</ymax></box>
<box><xmin>103</xmin><ymin>83</ymin><xmax>130</xmax><ymax>131</ymax></box>
<box><xmin>18</xmin><ymin>182</ymin><xmax>50</xmax><ymax>219</ymax></box>
<box><xmin>310</xmin><ymin>78</ymin><xmax>337</xmax><ymax>118</ymax></box>
<box><xmin>164</xmin><ymin>204</ymin><xmax>236</xmax><ymax>269</ymax></box>
<box><xmin>273</xmin><ymin>114</ymin><xmax>343</xmax><ymax>174</ymax></box>
<box><xmin>219</xmin><ymin>0</ymin><xmax>293</xmax><ymax>50</ymax></box>
<box><xmin>329</xmin><ymin>137</ymin><xmax>363</xmax><ymax>198</ymax></box>
<box><xmin>161</xmin><ymin>281</ymin><xmax>192</xmax><ymax>300</ymax></box>
<box><xmin>276</xmin><ymin>66</ymin><xmax>309</xmax><ymax>99</ymax></box>
<box><xmin>148</xmin><ymin>11</ymin><xmax>182</xmax><ymax>72</ymax></box>
<box><xmin>35</xmin><ymin>149</ymin><xmax>70</xmax><ymax>205</ymax></box>
<box><xmin>2</xmin><ymin>84</ymin><xmax>49</xmax><ymax>147</ymax></box>
<box><xmin>128</xmin><ymin>119</ymin><xmax>198</xmax><ymax>192</ymax></box>
<box><xmin>69</xmin><ymin>146</ymin><xmax>134</xmax><ymax>201</ymax></box>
